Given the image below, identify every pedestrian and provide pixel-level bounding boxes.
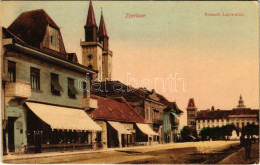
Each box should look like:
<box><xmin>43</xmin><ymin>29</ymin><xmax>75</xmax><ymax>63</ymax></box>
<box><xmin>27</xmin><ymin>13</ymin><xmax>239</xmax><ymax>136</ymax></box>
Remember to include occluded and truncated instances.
<box><xmin>244</xmin><ymin>135</ymin><xmax>252</xmax><ymax>160</ymax></box>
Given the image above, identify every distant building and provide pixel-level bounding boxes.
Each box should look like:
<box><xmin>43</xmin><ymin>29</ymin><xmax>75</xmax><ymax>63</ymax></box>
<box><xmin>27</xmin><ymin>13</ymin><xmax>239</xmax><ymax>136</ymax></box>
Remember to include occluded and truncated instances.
<box><xmin>195</xmin><ymin>95</ymin><xmax>259</xmax><ymax>135</ymax></box>
<box><xmin>81</xmin><ymin>1</ymin><xmax>113</xmax><ymax>81</ymax></box>
<box><xmin>186</xmin><ymin>98</ymin><xmax>197</xmax><ymax>130</ymax></box>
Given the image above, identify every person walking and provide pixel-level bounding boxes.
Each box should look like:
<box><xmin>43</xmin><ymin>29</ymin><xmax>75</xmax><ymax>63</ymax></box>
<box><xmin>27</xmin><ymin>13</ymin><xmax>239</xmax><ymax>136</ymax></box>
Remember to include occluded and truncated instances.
<box><xmin>244</xmin><ymin>135</ymin><xmax>252</xmax><ymax>160</ymax></box>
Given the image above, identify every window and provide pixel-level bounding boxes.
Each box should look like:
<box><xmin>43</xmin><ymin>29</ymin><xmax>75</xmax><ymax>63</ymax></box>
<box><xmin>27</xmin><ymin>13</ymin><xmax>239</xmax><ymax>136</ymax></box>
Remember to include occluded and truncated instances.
<box><xmin>8</xmin><ymin>61</ymin><xmax>16</xmax><ymax>82</ymax></box>
<box><xmin>49</xmin><ymin>26</ymin><xmax>60</xmax><ymax>51</ymax></box>
<box><xmin>189</xmin><ymin>114</ymin><xmax>195</xmax><ymax>118</ymax></box>
<box><xmin>68</xmin><ymin>78</ymin><xmax>78</xmax><ymax>98</ymax></box>
<box><xmin>30</xmin><ymin>68</ymin><xmax>40</xmax><ymax>90</ymax></box>
<box><xmin>88</xmin><ymin>65</ymin><xmax>93</xmax><ymax>69</ymax></box>
<box><xmin>51</xmin><ymin>73</ymin><xmax>63</xmax><ymax>95</ymax></box>
<box><xmin>83</xmin><ymin>81</ymin><xmax>87</xmax><ymax>98</ymax></box>
<box><xmin>88</xmin><ymin>54</ymin><xmax>93</xmax><ymax>60</ymax></box>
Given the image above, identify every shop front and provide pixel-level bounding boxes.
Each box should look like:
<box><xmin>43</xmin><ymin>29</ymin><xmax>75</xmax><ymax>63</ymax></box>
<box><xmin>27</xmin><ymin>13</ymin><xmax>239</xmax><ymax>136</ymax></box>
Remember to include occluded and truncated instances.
<box><xmin>107</xmin><ymin>121</ymin><xmax>131</xmax><ymax>148</ymax></box>
<box><xmin>135</xmin><ymin>123</ymin><xmax>159</xmax><ymax>146</ymax></box>
<box><xmin>25</xmin><ymin>102</ymin><xmax>102</xmax><ymax>153</ymax></box>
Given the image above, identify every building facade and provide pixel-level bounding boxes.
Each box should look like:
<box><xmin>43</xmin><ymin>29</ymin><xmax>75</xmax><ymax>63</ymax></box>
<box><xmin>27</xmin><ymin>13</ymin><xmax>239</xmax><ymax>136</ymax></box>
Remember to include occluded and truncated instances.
<box><xmin>81</xmin><ymin>1</ymin><xmax>113</xmax><ymax>81</ymax></box>
<box><xmin>89</xmin><ymin>95</ymin><xmax>158</xmax><ymax>148</ymax></box>
<box><xmin>1</xmin><ymin>9</ymin><xmax>102</xmax><ymax>154</ymax></box>
<box><xmin>195</xmin><ymin>96</ymin><xmax>259</xmax><ymax>135</ymax></box>
<box><xmin>158</xmin><ymin>94</ymin><xmax>183</xmax><ymax>143</ymax></box>
<box><xmin>91</xmin><ymin>81</ymin><xmax>183</xmax><ymax>143</ymax></box>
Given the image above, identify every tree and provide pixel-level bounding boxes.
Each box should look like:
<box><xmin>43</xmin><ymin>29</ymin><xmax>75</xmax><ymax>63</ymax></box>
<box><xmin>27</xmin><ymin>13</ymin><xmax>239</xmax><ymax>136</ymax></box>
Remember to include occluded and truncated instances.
<box><xmin>180</xmin><ymin>126</ymin><xmax>193</xmax><ymax>142</ymax></box>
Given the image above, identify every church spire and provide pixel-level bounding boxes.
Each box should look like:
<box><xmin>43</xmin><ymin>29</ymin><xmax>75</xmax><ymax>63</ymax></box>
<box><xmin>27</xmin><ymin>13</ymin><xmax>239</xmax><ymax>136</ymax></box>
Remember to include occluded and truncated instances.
<box><xmin>86</xmin><ymin>0</ymin><xmax>96</xmax><ymax>26</ymax></box>
<box><xmin>99</xmin><ymin>8</ymin><xmax>108</xmax><ymax>38</ymax></box>
<box><xmin>98</xmin><ymin>8</ymin><xmax>109</xmax><ymax>50</ymax></box>
<box><xmin>84</xmin><ymin>0</ymin><xmax>98</xmax><ymax>42</ymax></box>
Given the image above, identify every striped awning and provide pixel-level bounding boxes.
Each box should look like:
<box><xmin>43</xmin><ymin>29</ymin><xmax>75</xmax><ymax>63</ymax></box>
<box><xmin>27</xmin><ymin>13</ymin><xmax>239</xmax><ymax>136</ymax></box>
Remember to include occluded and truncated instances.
<box><xmin>136</xmin><ymin>123</ymin><xmax>158</xmax><ymax>136</ymax></box>
<box><xmin>26</xmin><ymin>102</ymin><xmax>102</xmax><ymax>131</ymax></box>
<box><xmin>107</xmin><ymin>121</ymin><xmax>131</xmax><ymax>134</ymax></box>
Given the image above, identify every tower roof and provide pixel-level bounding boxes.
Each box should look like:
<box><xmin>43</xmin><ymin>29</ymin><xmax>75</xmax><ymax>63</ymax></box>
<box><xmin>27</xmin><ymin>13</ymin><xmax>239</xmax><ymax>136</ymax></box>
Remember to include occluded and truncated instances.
<box><xmin>237</xmin><ymin>94</ymin><xmax>246</xmax><ymax>108</ymax></box>
<box><xmin>187</xmin><ymin>98</ymin><xmax>196</xmax><ymax>108</ymax></box>
<box><xmin>98</xmin><ymin>9</ymin><xmax>108</xmax><ymax>37</ymax></box>
<box><xmin>86</xmin><ymin>0</ymin><xmax>97</xmax><ymax>26</ymax></box>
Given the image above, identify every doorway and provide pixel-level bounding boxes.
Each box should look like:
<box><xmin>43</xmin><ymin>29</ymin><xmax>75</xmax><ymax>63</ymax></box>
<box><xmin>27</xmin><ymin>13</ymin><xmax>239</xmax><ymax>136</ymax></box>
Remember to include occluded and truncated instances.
<box><xmin>8</xmin><ymin>117</ymin><xmax>16</xmax><ymax>152</ymax></box>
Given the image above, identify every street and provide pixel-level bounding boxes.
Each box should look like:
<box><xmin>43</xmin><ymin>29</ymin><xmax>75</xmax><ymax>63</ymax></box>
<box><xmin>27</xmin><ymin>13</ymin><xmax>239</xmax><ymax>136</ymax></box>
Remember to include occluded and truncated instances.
<box><xmin>3</xmin><ymin>141</ymin><xmax>246</xmax><ymax>164</ymax></box>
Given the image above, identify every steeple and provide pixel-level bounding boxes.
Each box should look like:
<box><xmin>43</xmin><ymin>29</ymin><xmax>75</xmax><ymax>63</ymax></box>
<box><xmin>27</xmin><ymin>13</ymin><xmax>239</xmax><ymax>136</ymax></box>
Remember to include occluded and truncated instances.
<box><xmin>84</xmin><ymin>0</ymin><xmax>98</xmax><ymax>42</ymax></box>
<box><xmin>237</xmin><ymin>94</ymin><xmax>246</xmax><ymax>108</ymax></box>
<box><xmin>98</xmin><ymin>8</ymin><xmax>109</xmax><ymax>50</ymax></box>
<box><xmin>99</xmin><ymin>8</ymin><xmax>108</xmax><ymax>38</ymax></box>
<box><xmin>86</xmin><ymin>0</ymin><xmax>96</xmax><ymax>26</ymax></box>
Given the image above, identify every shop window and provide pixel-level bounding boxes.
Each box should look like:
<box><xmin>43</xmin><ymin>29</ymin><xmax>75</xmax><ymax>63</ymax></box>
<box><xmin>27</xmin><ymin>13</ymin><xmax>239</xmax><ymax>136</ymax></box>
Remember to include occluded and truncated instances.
<box><xmin>68</xmin><ymin>78</ymin><xmax>77</xmax><ymax>98</ymax></box>
<box><xmin>8</xmin><ymin>61</ymin><xmax>16</xmax><ymax>82</ymax></box>
<box><xmin>30</xmin><ymin>67</ymin><xmax>40</xmax><ymax>90</ymax></box>
<box><xmin>51</xmin><ymin>73</ymin><xmax>63</xmax><ymax>95</ymax></box>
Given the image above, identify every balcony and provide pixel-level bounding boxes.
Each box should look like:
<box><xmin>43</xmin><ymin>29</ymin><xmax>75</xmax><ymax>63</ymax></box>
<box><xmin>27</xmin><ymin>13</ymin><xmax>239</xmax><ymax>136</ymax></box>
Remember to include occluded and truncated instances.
<box><xmin>82</xmin><ymin>98</ymin><xmax>98</xmax><ymax>109</ymax></box>
<box><xmin>5</xmin><ymin>82</ymin><xmax>31</xmax><ymax>98</ymax></box>
<box><xmin>153</xmin><ymin>119</ymin><xmax>163</xmax><ymax>125</ymax></box>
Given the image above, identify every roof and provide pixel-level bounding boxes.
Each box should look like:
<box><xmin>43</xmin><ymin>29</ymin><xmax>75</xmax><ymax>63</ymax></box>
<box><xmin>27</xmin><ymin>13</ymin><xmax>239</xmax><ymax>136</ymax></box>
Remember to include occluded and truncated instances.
<box><xmin>3</xmin><ymin>27</ymin><xmax>97</xmax><ymax>74</ymax></box>
<box><xmin>187</xmin><ymin>98</ymin><xmax>196</xmax><ymax>108</ymax></box>
<box><xmin>91</xmin><ymin>95</ymin><xmax>146</xmax><ymax>123</ymax></box>
<box><xmin>91</xmin><ymin>81</ymin><xmax>147</xmax><ymax>99</ymax></box>
<box><xmin>26</xmin><ymin>102</ymin><xmax>102</xmax><ymax>131</ymax></box>
<box><xmin>7</xmin><ymin>9</ymin><xmax>60</xmax><ymax>49</ymax></box>
<box><xmin>196</xmin><ymin>109</ymin><xmax>259</xmax><ymax>119</ymax></box>
<box><xmin>86</xmin><ymin>1</ymin><xmax>97</xmax><ymax>26</ymax></box>
<box><xmin>157</xmin><ymin>93</ymin><xmax>183</xmax><ymax>114</ymax></box>
<box><xmin>99</xmin><ymin>11</ymin><xmax>108</xmax><ymax>37</ymax></box>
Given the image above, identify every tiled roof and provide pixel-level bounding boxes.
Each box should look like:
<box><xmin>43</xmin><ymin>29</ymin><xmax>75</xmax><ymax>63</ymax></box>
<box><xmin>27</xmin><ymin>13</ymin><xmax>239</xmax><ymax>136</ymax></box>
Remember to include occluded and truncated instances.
<box><xmin>91</xmin><ymin>95</ymin><xmax>146</xmax><ymax>123</ymax></box>
<box><xmin>7</xmin><ymin>9</ymin><xmax>59</xmax><ymax>49</ymax></box>
<box><xmin>196</xmin><ymin>109</ymin><xmax>259</xmax><ymax>119</ymax></box>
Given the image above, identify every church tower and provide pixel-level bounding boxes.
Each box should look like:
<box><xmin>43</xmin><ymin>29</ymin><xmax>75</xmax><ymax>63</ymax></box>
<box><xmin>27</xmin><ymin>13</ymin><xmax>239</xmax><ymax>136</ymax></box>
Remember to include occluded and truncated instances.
<box><xmin>186</xmin><ymin>98</ymin><xmax>197</xmax><ymax>130</ymax></box>
<box><xmin>81</xmin><ymin>1</ymin><xmax>113</xmax><ymax>81</ymax></box>
<box><xmin>99</xmin><ymin>9</ymin><xmax>113</xmax><ymax>80</ymax></box>
<box><xmin>81</xmin><ymin>0</ymin><xmax>103</xmax><ymax>81</ymax></box>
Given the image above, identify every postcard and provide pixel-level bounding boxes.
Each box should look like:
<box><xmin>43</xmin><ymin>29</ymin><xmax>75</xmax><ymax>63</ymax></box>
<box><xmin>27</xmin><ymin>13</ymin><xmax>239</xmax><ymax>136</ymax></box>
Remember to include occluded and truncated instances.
<box><xmin>0</xmin><ymin>0</ymin><xmax>259</xmax><ymax>164</ymax></box>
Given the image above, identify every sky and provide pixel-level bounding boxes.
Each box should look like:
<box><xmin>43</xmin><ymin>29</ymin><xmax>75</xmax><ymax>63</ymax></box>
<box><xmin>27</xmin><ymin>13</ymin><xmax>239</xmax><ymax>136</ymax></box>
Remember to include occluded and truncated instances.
<box><xmin>1</xmin><ymin>1</ymin><xmax>259</xmax><ymax>127</ymax></box>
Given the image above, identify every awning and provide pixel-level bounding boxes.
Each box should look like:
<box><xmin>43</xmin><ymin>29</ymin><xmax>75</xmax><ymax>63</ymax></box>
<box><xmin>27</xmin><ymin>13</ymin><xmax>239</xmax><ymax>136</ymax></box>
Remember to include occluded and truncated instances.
<box><xmin>136</xmin><ymin>123</ymin><xmax>158</xmax><ymax>136</ymax></box>
<box><xmin>26</xmin><ymin>102</ymin><xmax>102</xmax><ymax>131</ymax></box>
<box><xmin>108</xmin><ymin>121</ymin><xmax>131</xmax><ymax>134</ymax></box>
<box><xmin>171</xmin><ymin>112</ymin><xmax>179</xmax><ymax>119</ymax></box>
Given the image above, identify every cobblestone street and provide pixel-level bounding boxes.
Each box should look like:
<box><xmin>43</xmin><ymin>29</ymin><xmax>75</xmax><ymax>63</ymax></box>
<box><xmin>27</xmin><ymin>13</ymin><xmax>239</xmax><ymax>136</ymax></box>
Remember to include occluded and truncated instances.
<box><xmin>4</xmin><ymin>141</ymin><xmax>251</xmax><ymax>164</ymax></box>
